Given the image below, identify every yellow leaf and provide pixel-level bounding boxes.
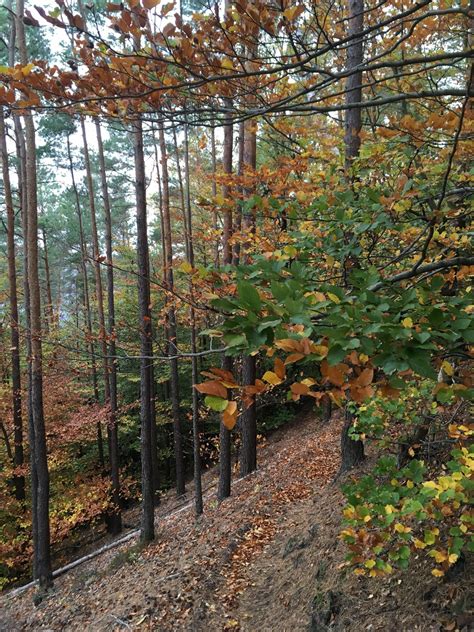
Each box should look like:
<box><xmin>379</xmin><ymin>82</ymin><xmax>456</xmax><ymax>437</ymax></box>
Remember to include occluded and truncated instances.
<box><xmin>431</xmin><ymin>568</ymin><xmax>444</xmax><ymax>577</ymax></box>
<box><xmin>179</xmin><ymin>261</ymin><xmax>193</xmax><ymax>273</ymax></box>
<box><xmin>413</xmin><ymin>539</ymin><xmax>426</xmax><ymax>549</ymax></box>
<box><xmin>430</xmin><ymin>550</ymin><xmax>447</xmax><ymax>563</ymax></box>
<box><xmin>221</xmin><ymin>58</ymin><xmax>234</xmax><ymax>70</ymax></box>
<box><xmin>448</xmin><ymin>553</ymin><xmax>458</xmax><ymax>565</ymax></box>
<box><xmin>327</xmin><ymin>292</ymin><xmax>340</xmax><ymax>304</ymax></box>
<box><xmin>441</xmin><ymin>360</ymin><xmax>454</xmax><ymax>376</ymax></box>
<box><xmin>402</xmin><ymin>317</ymin><xmax>413</xmax><ymax>328</ymax></box>
<box><xmin>262</xmin><ymin>371</ymin><xmax>282</xmax><ymax>386</ymax></box>
<box><xmin>311</xmin><ymin>344</ymin><xmax>328</xmax><ymax>358</ymax></box>
<box><xmin>364</xmin><ymin>559</ymin><xmax>376</xmax><ymax>569</ymax></box>
<box><xmin>385</xmin><ymin>505</ymin><xmax>394</xmax><ymax>515</ymax></box>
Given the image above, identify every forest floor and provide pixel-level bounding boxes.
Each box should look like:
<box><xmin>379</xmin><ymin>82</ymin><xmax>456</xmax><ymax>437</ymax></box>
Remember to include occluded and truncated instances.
<box><xmin>1</xmin><ymin>409</ymin><xmax>472</xmax><ymax>631</ymax></box>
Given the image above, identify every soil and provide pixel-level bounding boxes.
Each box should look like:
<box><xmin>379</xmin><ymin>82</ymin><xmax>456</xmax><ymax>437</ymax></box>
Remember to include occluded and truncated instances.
<box><xmin>1</xmin><ymin>409</ymin><xmax>472</xmax><ymax>631</ymax></box>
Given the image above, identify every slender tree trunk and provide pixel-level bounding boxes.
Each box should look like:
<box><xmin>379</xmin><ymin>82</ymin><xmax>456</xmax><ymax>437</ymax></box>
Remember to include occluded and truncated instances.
<box><xmin>95</xmin><ymin>119</ymin><xmax>122</xmax><ymax>533</ymax></box>
<box><xmin>340</xmin><ymin>0</ymin><xmax>365</xmax><ymax>471</ymax></box>
<box><xmin>16</xmin><ymin>0</ymin><xmax>53</xmax><ymax>589</ymax></box>
<box><xmin>240</xmin><ymin>80</ymin><xmax>258</xmax><ymax>478</ymax></box>
<box><xmin>66</xmin><ymin>134</ymin><xmax>104</xmax><ymax>468</ymax></box>
<box><xmin>41</xmin><ymin>228</ymin><xmax>54</xmax><ymax>331</ymax></box>
<box><xmin>344</xmin><ymin>0</ymin><xmax>364</xmax><ymax>172</ymax></box>
<box><xmin>172</xmin><ymin>128</ymin><xmax>190</xmax><ymax>258</ymax></box>
<box><xmin>158</xmin><ymin>122</ymin><xmax>185</xmax><ymax>497</ymax></box>
<box><xmin>210</xmin><ymin>122</ymin><xmax>219</xmax><ymax>267</ymax></box>
<box><xmin>14</xmin><ymin>111</ymin><xmax>38</xmax><ymax>576</ymax></box>
<box><xmin>133</xmin><ymin>117</ymin><xmax>155</xmax><ymax>542</ymax></box>
<box><xmin>0</xmin><ymin>108</ymin><xmax>25</xmax><ymax>501</ymax></box>
<box><xmin>232</xmin><ymin>121</ymin><xmax>245</xmax><ymax>267</ymax></box>
<box><xmin>183</xmin><ymin>124</ymin><xmax>203</xmax><ymax>515</ymax></box>
<box><xmin>218</xmin><ymin>113</ymin><xmax>233</xmax><ymax>499</ymax></box>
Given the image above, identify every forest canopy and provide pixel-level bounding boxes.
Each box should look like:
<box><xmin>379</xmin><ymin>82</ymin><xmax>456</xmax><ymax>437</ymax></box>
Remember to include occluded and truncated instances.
<box><xmin>0</xmin><ymin>0</ymin><xmax>472</xmax><ymax>601</ymax></box>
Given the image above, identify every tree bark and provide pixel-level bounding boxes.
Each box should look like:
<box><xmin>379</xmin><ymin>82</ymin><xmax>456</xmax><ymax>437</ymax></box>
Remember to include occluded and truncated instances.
<box><xmin>13</xmin><ymin>110</ymin><xmax>38</xmax><ymax>576</ymax></box>
<box><xmin>158</xmin><ymin>122</ymin><xmax>185</xmax><ymax>497</ymax></box>
<box><xmin>95</xmin><ymin>119</ymin><xmax>122</xmax><ymax>534</ymax></box>
<box><xmin>0</xmin><ymin>107</ymin><xmax>25</xmax><ymax>501</ymax></box>
<box><xmin>66</xmin><ymin>134</ymin><xmax>104</xmax><ymax>470</ymax></box>
<box><xmin>16</xmin><ymin>0</ymin><xmax>53</xmax><ymax>589</ymax></box>
<box><xmin>183</xmin><ymin>123</ymin><xmax>203</xmax><ymax>515</ymax></box>
<box><xmin>41</xmin><ymin>228</ymin><xmax>54</xmax><ymax>331</ymax></box>
<box><xmin>132</xmin><ymin>117</ymin><xmax>155</xmax><ymax>542</ymax></box>
<box><xmin>344</xmin><ymin>0</ymin><xmax>364</xmax><ymax>171</ymax></box>
<box><xmin>240</xmin><ymin>80</ymin><xmax>258</xmax><ymax>478</ymax></box>
<box><xmin>340</xmin><ymin>0</ymin><xmax>365</xmax><ymax>472</ymax></box>
<box><xmin>340</xmin><ymin>408</ymin><xmax>364</xmax><ymax>472</ymax></box>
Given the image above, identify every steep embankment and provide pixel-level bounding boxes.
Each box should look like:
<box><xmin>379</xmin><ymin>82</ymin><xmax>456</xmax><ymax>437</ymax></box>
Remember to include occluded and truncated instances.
<box><xmin>1</xmin><ymin>411</ymin><xmax>471</xmax><ymax>631</ymax></box>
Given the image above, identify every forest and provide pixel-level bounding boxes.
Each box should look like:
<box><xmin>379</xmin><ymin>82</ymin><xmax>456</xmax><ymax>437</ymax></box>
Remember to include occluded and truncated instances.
<box><xmin>0</xmin><ymin>0</ymin><xmax>472</xmax><ymax>630</ymax></box>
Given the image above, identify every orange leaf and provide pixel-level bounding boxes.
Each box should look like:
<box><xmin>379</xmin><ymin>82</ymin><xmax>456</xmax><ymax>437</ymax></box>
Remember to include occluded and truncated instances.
<box><xmin>143</xmin><ymin>0</ymin><xmax>160</xmax><ymax>8</ymax></box>
<box><xmin>357</xmin><ymin>367</ymin><xmax>374</xmax><ymax>387</ymax></box>
<box><xmin>285</xmin><ymin>352</ymin><xmax>305</xmax><ymax>365</ymax></box>
<box><xmin>222</xmin><ymin>401</ymin><xmax>238</xmax><ymax>430</ymax></box>
<box><xmin>194</xmin><ymin>380</ymin><xmax>227</xmax><ymax>398</ymax></box>
<box><xmin>275</xmin><ymin>338</ymin><xmax>302</xmax><ymax>352</ymax></box>
<box><xmin>274</xmin><ymin>357</ymin><xmax>286</xmax><ymax>380</ymax></box>
<box><xmin>290</xmin><ymin>382</ymin><xmax>310</xmax><ymax>395</ymax></box>
<box><xmin>321</xmin><ymin>360</ymin><xmax>349</xmax><ymax>387</ymax></box>
<box><xmin>350</xmin><ymin>384</ymin><xmax>374</xmax><ymax>403</ymax></box>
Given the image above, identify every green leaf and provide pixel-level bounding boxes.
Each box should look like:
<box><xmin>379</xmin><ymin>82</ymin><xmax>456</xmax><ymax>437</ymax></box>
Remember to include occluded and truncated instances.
<box><xmin>406</xmin><ymin>349</ymin><xmax>436</xmax><ymax>379</ymax></box>
<box><xmin>224</xmin><ymin>333</ymin><xmax>247</xmax><ymax>348</ymax></box>
<box><xmin>204</xmin><ymin>396</ymin><xmax>229</xmax><ymax>412</ymax></box>
<box><xmin>237</xmin><ymin>281</ymin><xmax>262</xmax><ymax>312</ymax></box>
<box><xmin>327</xmin><ymin>344</ymin><xmax>346</xmax><ymax>365</ymax></box>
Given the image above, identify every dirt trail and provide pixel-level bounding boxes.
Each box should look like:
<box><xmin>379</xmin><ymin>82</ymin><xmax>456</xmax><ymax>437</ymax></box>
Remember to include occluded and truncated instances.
<box><xmin>1</xmin><ymin>410</ymin><xmax>471</xmax><ymax>631</ymax></box>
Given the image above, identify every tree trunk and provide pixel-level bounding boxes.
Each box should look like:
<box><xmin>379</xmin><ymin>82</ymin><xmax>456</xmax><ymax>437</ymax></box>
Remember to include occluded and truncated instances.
<box><xmin>0</xmin><ymin>107</ymin><xmax>25</xmax><ymax>501</ymax></box>
<box><xmin>13</xmin><ymin>111</ymin><xmax>39</xmax><ymax>577</ymax></box>
<box><xmin>210</xmin><ymin>122</ymin><xmax>219</xmax><ymax>267</ymax></box>
<box><xmin>133</xmin><ymin>117</ymin><xmax>155</xmax><ymax>542</ymax></box>
<box><xmin>183</xmin><ymin>123</ymin><xmax>203</xmax><ymax>515</ymax></box>
<box><xmin>95</xmin><ymin>119</ymin><xmax>122</xmax><ymax>534</ymax></box>
<box><xmin>41</xmin><ymin>228</ymin><xmax>54</xmax><ymax>331</ymax></box>
<box><xmin>340</xmin><ymin>0</ymin><xmax>365</xmax><ymax>472</ymax></box>
<box><xmin>340</xmin><ymin>408</ymin><xmax>364</xmax><ymax>472</ymax></box>
<box><xmin>158</xmin><ymin>122</ymin><xmax>185</xmax><ymax>497</ymax></box>
<box><xmin>240</xmin><ymin>79</ymin><xmax>258</xmax><ymax>478</ymax></box>
<box><xmin>344</xmin><ymin>0</ymin><xmax>364</xmax><ymax>171</ymax></box>
<box><xmin>66</xmin><ymin>134</ymin><xmax>104</xmax><ymax>469</ymax></box>
<box><xmin>16</xmin><ymin>0</ymin><xmax>53</xmax><ymax>589</ymax></box>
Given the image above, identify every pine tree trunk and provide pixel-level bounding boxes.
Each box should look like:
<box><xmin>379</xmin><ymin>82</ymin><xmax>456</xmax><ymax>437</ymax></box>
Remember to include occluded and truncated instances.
<box><xmin>95</xmin><ymin>119</ymin><xmax>122</xmax><ymax>534</ymax></box>
<box><xmin>16</xmin><ymin>0</ymin><xmax>52</xmax><ymax>589</ymax></box>
<box><xmin>183</xmin><ymin>123</ymin><xmax>203</xmax><ymax>515</ymax></box>
<box><xmin>133</xmin><ymin>117</ymin><xmax>155</xmax><ymax>542</ymax></box>
<box><xmin>41</xmin><ymin>228</ymin><xmax>54</xmax><ymax>331</ymax></box>
<box><xmin>14</xmin><ymin>112</ymin><xmax>38</xmax><ymax>577</ymax></box>
<box><xmin>0</xmin><ymin>107</ymin><xmax>25</xmax><ymax>501</ymax></box>
<box><xmin>158</xmin><ymin>122</ymin><xmax>185</xmax><ymax>497</ymax></box>
<box><xmin>218</xmin><ymin>23</ymin><xmax>235</xmax><ymax>494</ymax></box>
<box><xmin>66</xmin><ymin>134</ymin><xmax>104</xmax><ymax>469</ymax></box>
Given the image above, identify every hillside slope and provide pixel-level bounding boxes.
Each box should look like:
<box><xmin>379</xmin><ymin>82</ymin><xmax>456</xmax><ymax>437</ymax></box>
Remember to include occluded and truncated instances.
<box><xmin>1</xmin><ymin>410</ymin><xmax>471</xmax><ymax>631</ymax></box>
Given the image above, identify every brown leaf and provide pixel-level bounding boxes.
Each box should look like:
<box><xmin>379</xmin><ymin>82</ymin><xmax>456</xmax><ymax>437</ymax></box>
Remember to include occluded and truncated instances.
<box><xmin>194</xmin><ymin>380</ymin><xmax>227</xmax><ymax>399</ymax></box>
